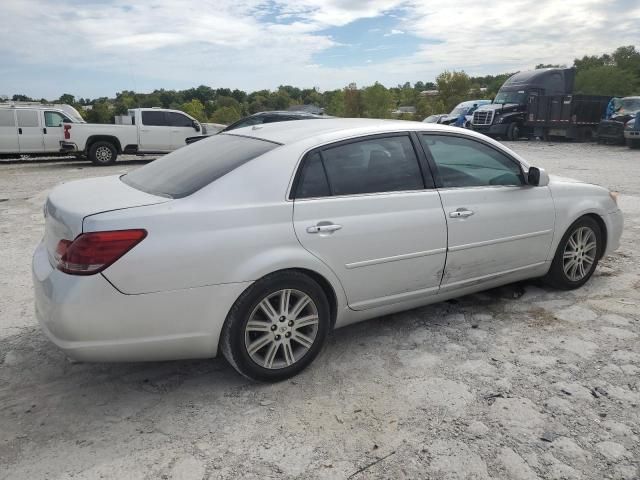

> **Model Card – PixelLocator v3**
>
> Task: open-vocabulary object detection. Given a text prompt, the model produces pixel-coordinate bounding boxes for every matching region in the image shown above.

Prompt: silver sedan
[33,119,623,381]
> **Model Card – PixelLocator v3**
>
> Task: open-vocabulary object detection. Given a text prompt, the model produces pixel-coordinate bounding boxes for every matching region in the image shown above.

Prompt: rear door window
[294,152,330,198]
[0,110,16,127]
[122,134,278,198]
[141,111,168,126]
[320,135,424,196]
[16,110,39,127]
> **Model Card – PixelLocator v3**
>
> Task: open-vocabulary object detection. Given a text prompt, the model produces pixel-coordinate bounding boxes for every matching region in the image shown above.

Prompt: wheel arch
[86,135,122,154]
[583,213,608,259]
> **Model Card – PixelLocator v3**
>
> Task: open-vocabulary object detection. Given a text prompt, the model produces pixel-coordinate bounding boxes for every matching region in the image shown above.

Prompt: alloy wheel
[562,226,597,281]
[244,289,319,369]
[95,146,112,163]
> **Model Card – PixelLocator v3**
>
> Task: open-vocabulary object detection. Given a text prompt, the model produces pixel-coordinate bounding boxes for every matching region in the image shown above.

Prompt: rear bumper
[624,130,640,140]
[32,241,250,362]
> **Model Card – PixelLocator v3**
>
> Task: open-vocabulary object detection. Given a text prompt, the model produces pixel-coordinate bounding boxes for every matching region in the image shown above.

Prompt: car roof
[223,118,514,150]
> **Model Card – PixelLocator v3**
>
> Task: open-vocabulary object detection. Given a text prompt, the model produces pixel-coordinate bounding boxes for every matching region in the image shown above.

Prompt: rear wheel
[544,216,602,290]
[89,141,117,166]
[220,271,330,382]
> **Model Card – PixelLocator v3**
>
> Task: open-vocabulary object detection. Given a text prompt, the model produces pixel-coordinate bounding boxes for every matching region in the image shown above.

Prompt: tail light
[55,229,147,275]
[63,124,71,139]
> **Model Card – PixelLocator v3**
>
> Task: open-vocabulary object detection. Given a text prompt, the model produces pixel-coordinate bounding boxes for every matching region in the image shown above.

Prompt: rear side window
[141,111,167,126]
[320,136,424,196]
[166,112,193,127]
[0,110,15,127]
[295,152,330,198]
[122,134,278,198]
[17,110,39,127]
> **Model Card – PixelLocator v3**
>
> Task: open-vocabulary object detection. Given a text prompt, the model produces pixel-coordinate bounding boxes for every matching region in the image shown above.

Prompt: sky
[0,0,638,99]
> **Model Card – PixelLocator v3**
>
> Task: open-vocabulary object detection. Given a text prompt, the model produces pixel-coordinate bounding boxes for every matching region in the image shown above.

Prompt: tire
[506,122,520,141]
[89,141,117,166]
[627,139,640,149]
[220,271,331,382]
[544,216,602,290]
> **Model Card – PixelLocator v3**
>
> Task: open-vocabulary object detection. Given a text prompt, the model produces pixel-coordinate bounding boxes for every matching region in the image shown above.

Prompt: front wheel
[220,271,330,382]
[506,122,520,141]
[544,216,602,290]
[89,141,117,166]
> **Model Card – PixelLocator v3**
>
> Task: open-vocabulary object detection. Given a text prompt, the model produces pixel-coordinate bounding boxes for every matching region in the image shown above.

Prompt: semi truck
[471,68,610,141]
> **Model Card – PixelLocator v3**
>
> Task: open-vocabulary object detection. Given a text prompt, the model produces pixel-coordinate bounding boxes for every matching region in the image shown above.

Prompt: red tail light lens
[56,229,147,275]
[63,124,71,139]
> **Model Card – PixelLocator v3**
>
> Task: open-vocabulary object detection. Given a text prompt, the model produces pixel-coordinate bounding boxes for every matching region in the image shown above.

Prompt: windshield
[449,105,468,116]
[494,91,527,105]
[619,98,640,112]
[122,134,278,198]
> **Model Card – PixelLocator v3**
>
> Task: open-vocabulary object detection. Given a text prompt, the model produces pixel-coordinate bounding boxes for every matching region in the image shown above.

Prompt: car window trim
[416,132,526,189]
[289,132,430,200]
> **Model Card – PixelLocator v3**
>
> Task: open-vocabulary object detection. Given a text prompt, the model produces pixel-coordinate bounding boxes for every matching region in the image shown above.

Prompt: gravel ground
[1,143,639,479]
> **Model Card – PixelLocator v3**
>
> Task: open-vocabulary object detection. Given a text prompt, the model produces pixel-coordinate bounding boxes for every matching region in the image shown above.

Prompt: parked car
[33,119,623,381]
[0,103,84,158]
[472,68,609,141]
[624,118,639,148]
[61,108,201,165]
[439,100,491,127]
[422,114,448,124]
[597,96,640,145]
[186,111,327,145]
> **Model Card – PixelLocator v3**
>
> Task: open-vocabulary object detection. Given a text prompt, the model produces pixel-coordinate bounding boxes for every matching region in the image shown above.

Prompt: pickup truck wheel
[89,141,117,166]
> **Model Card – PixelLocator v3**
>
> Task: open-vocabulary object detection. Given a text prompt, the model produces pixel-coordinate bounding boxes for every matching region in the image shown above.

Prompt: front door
[16,109,44,153]
[166,111,197,149]
[0,109,19,153]
[43,111,67,152]
[419,133,554,289]
[139,110,172,151]
[293,134,447,310]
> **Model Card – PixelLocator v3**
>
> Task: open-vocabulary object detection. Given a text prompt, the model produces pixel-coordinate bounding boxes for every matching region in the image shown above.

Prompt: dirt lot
[1,142,639,480]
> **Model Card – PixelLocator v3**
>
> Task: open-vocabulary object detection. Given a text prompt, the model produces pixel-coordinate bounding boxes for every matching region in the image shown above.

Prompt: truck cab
[471,68,574,140]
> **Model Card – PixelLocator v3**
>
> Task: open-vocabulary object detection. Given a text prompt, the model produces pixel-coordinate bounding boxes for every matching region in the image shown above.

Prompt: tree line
[6,45,639,125]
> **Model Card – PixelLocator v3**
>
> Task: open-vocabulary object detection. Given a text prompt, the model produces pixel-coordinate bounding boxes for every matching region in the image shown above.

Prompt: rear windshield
[121,134,278,198]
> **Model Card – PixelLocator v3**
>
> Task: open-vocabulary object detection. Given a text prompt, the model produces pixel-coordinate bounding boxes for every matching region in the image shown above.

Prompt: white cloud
[0,0,638,98]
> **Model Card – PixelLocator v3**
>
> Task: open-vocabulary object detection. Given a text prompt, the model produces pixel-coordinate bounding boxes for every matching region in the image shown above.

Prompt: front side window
[166,112,193,127]
[122,134,278,198]
[16,110,39,127]
[45,111,66,127]
[141,111,167,126]
[421,135,524,188]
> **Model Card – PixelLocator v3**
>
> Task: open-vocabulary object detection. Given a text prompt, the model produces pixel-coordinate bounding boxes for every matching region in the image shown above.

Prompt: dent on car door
[292,134,448,310]
[420,134,555,289]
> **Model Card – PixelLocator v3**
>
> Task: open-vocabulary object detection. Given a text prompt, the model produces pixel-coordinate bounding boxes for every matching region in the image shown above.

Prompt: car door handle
[307,223,342,234]
[18,128,22,134]
[449,208,474,218]
[43,127,47,134]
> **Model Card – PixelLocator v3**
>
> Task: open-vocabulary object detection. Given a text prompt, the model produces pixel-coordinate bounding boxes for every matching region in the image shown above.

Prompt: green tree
[58,93,76,105]
[575,66,638,96]
[611,45,640,76]
[210,106,240,124]
[180,99,207,122]
[362,82,393,118]
[325,90,345,117]
[11,94,33,102]
[343,83,362,117]
[415,96,446,120]
[84,101,112,123]
[436,70,472,111]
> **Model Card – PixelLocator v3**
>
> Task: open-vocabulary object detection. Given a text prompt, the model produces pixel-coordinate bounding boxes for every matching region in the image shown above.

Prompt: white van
[0,103,84,157]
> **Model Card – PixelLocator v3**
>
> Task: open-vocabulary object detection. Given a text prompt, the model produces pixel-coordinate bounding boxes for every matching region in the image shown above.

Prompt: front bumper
[624,130,640,140]
[32,241,250,362]
[471,123,509,136]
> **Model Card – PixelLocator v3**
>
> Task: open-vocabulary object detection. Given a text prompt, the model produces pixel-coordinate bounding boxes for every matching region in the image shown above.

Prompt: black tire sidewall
[222,272,330,382]
[90,141,117,166]
[547,216,602,290]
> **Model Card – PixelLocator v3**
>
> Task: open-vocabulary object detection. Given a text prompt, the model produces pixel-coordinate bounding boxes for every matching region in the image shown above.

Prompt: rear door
[166,111,197,149]
[16,109,45,153]
[419,133,554,289]
[139,110,172,151]
[0,109,19,153]
[292,133,447,310]
[42,111,67,152]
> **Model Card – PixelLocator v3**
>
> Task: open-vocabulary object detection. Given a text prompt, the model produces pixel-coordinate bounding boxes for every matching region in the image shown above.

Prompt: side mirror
[193,121,201,132]
[527,166,549,186]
